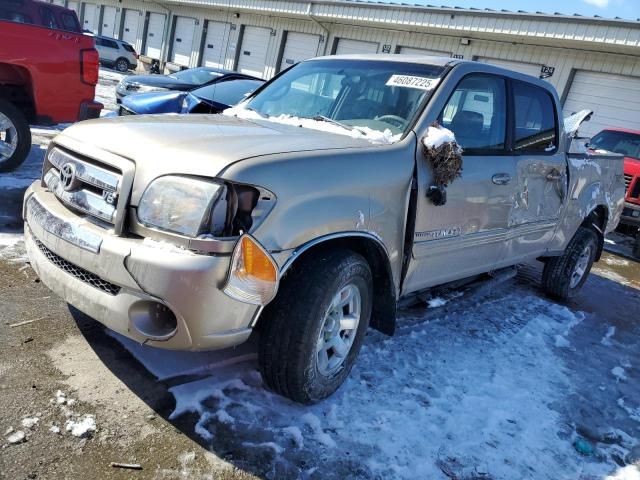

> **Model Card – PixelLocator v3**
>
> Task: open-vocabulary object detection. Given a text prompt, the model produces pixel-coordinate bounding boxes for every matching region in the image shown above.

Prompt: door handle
[546,169,562,181]
[492,173,511,185]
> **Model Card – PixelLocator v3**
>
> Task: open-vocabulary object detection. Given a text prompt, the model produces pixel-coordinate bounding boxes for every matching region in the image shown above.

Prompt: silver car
[24,55,624,403]
[94,35,137,72]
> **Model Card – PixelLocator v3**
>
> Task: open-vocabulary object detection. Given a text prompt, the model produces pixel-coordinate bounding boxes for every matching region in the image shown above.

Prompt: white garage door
[144,12,166,59]
[398,46,449,57]
[100,5,116,37]
[477,57,541,78]
[67,1,79,16]
[201,21,230,69]
[563,71,640,137]
[237,26,271,78]
[121,9,140,46]
[82,3,97,33]
[171,17,196,66]
[335,38,378,55]
[279,32,320,71]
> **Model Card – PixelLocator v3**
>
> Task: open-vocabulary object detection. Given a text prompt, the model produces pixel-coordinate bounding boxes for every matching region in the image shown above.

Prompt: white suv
[94,35,137,72]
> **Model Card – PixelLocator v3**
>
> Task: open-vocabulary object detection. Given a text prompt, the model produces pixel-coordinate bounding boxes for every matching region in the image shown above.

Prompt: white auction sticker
[386,75,440,91]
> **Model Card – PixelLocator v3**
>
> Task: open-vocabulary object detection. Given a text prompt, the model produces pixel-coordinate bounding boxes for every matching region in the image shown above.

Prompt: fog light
[223,234,279,305]
[129,301,177,341]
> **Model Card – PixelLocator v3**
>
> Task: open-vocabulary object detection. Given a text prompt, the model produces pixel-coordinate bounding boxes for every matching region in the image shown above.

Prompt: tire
[0,98,31,173]
[258,249,373,404]
[115,58,129,72]
[542,226,598,300]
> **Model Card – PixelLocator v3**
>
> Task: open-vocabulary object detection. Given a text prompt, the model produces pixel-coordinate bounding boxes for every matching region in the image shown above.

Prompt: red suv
[589,128,640,255]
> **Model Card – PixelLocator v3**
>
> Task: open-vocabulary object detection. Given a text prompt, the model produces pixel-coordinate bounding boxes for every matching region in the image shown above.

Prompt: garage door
[171,17,196,66]
[82,3,97,33]
[144,12,166,59]
[279,32,320,71]
[398,46,449,57]
[335,38,378,55]
[121,9,140,46]
[237,26,271,78]
[201,20,230,69]
[563,71,640,137]
[67,1,79,16]
[477,57,541,78]
[100,5,116,37]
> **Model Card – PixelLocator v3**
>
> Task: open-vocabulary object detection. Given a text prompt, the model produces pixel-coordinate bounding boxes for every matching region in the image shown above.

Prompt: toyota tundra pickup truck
[0,10,101,172]
[23,56,624,403]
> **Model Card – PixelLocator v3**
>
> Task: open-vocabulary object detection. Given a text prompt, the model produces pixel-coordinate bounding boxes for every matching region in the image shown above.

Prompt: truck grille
[625,174,633,192]
[43,147,123,227]
[34,238,121,295]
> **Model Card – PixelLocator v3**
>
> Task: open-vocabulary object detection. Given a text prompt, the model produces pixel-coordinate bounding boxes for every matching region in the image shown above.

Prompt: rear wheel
[258,249,372,404]
[542,226,598,300]
[0,98,31,173]
[115,58,130,72]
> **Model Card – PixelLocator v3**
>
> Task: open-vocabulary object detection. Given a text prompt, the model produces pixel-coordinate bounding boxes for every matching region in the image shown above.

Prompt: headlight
[136,85,169,93]
[137,176,226,237]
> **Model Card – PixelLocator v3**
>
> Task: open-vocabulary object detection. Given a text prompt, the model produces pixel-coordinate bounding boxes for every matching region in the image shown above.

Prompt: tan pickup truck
[24,55,624,403]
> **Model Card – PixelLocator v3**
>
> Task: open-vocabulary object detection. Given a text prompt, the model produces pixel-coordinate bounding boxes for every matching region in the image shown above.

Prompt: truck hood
[55,114,375,195]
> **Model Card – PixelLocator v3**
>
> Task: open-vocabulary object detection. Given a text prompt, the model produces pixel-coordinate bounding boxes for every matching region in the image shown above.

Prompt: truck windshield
[242,59,445,139]
[590,130,640,160]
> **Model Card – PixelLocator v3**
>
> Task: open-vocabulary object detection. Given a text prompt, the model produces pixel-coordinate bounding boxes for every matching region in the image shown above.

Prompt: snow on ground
[112,286,640,480]
[605,231,638,261]
[0,231,26,263]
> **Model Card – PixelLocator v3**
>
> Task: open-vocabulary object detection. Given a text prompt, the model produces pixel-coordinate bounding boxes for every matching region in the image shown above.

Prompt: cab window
[513,81,557,153]
[438,74,506,151]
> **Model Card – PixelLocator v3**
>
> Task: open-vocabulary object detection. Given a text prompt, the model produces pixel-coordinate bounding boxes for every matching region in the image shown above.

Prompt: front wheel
[115,58,130,72]
[258,249,372,404]
[0,98,31,173]
[542,226,598,300]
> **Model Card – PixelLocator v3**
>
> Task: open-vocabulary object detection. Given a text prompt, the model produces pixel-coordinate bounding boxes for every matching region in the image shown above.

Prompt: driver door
[402,73,517,293]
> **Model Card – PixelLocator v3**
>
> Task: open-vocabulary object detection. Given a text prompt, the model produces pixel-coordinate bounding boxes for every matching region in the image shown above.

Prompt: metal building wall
[77,0,640,107]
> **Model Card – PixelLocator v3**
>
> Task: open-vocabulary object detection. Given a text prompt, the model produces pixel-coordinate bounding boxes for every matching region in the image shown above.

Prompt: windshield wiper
[311,115,366,135]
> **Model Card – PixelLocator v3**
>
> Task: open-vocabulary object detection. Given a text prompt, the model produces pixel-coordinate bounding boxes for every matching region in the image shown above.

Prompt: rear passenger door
[505,81,566,262]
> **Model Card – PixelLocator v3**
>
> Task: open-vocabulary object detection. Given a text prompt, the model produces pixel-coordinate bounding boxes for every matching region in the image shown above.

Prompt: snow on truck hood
[56,114,375,178]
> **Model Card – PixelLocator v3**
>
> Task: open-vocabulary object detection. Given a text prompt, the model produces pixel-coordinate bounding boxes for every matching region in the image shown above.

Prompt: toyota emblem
[59,163,78,192]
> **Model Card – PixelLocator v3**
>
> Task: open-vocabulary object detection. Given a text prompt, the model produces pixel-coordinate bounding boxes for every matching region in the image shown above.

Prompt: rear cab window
[513,81,558,153]
[38,6,58,29]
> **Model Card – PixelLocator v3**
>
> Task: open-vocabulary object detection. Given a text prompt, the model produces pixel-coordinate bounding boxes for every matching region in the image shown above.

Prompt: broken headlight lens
[137,176,225,237]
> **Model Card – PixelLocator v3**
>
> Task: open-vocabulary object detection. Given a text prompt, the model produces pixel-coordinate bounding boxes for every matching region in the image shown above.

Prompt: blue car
[118,75,264,116]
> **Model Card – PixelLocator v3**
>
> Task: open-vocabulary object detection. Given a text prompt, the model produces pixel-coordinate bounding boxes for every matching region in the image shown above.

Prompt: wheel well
[273,236,397,336]
[0,63,35,122]
[582,205,607,261]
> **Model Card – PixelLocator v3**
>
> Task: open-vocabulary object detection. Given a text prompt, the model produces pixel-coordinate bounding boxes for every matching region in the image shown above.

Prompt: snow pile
[422,125,456,149]
[6,430,26,444]
[65,414,96,438]
[142,238,195,255]
[21,417,39,429]
[111,293,632,479]
[223,106,401,145]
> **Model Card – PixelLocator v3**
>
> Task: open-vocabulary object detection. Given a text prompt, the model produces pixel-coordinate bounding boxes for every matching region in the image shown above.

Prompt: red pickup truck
[0,2,102,172]
[589,128,640,256]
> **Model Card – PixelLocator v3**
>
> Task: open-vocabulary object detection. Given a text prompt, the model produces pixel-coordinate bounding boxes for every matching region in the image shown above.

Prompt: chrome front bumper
[24,182,258,351]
